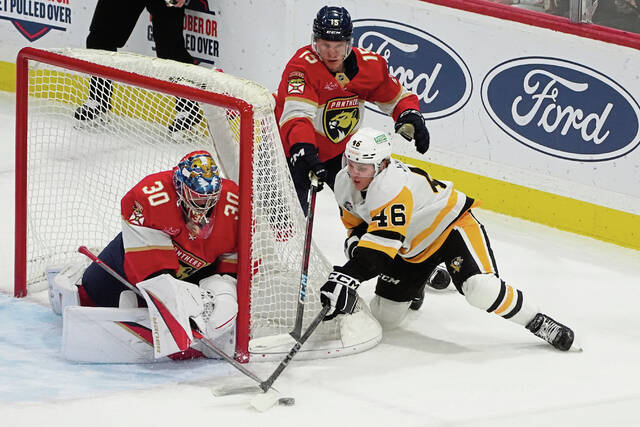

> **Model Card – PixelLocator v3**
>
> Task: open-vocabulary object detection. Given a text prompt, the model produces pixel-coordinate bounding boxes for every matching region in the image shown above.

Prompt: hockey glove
[395,109,430,154]
[289,143,329,189]
[320,267,360,321]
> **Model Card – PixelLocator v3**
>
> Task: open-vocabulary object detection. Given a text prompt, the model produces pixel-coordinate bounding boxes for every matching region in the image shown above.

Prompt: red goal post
[14,47,381,362]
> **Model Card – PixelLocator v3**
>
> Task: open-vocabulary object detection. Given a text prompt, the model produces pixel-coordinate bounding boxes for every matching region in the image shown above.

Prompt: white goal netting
[16,48,381,360]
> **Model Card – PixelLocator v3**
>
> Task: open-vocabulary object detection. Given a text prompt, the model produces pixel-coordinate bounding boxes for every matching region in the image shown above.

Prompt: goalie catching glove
[394,109,430,154]
[289,143,329,189]
[320,267,361,321]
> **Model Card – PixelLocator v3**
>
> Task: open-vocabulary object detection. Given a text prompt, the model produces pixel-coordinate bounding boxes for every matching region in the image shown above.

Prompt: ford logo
[482,57,640,161]
[353,19,472,120]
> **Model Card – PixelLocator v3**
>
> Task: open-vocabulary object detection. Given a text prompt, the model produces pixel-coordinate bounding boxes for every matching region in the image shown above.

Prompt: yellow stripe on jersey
[404,226,453,263]
[341,207,365,230]
[358,239,399,259]
[405,189,458,254]
[402,204,479,264]
[456,213,494,273]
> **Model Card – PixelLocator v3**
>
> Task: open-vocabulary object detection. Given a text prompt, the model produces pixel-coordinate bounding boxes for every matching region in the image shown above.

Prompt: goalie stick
[76,247,276,392]
[77,246,322,410]
[290,173,320,340]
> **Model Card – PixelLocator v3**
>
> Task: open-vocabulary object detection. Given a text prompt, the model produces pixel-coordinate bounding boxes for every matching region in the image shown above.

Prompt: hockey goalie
[47,150,241,363]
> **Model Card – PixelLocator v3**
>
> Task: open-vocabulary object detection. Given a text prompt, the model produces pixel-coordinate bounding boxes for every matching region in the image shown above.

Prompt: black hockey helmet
[312,6,352,41]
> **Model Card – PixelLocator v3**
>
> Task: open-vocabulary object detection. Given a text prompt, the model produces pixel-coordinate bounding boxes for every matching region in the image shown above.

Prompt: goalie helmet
[344,127,392,176]
[173,150,221,238]
[312,6,353,60]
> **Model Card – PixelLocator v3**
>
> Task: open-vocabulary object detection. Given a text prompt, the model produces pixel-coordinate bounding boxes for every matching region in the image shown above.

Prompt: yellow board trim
[394,154,640,251]
[0,61,16,92]
[1,61,211,134]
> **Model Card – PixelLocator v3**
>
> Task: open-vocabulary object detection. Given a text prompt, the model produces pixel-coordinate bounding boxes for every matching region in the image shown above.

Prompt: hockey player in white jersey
[320,127,578,351]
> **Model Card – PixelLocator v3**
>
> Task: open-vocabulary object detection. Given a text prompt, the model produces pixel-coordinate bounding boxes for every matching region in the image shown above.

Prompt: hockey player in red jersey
[319,127,579,352]
[275,6,431,213]
[78,150,240,308]
[45,151,241,361]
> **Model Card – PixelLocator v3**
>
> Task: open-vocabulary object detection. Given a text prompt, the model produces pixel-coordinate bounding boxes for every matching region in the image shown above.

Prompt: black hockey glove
[395,109,430,154]
[289,143,328,189]
[320,267,360,321]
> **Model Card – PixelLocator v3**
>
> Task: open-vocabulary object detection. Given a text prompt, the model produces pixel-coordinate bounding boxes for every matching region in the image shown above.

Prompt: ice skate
[526,313,579,351]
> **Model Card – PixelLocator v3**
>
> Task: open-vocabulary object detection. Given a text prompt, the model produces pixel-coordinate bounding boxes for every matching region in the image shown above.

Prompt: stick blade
[210,384,263,397]
[250,388,281,412]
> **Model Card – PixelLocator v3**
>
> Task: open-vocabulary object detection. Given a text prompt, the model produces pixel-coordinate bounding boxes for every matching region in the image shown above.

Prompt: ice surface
[1,91,639,426]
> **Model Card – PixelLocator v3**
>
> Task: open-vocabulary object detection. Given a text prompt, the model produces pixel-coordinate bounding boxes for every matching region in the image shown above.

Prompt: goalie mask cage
[14,47,381,362]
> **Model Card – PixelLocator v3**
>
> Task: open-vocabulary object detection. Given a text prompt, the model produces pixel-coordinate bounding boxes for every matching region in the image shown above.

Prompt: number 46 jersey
[120,170,240,286]
[334,159,476,265]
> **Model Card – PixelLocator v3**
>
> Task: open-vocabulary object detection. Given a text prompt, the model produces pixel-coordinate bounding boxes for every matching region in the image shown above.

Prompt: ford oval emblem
[481,57,640,161]
[353,19,472,120]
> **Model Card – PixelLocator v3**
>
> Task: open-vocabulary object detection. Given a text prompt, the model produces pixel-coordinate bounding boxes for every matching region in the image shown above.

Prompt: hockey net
[14,47,381,362]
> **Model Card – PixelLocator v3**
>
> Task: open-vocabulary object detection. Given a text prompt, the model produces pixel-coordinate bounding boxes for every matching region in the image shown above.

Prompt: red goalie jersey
[275,45,419,162]
[120,170,240,286]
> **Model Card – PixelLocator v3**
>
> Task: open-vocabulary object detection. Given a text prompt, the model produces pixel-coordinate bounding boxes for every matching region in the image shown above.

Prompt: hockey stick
[78,245,324,409]
[261,304,330,392]
[76,246,277,393]
[290,173,320,340]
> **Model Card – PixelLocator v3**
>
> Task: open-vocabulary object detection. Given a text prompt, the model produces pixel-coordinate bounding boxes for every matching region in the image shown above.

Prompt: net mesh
[20,48,380,350]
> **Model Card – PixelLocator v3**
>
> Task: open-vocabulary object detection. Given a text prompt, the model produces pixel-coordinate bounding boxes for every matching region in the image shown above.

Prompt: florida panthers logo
[323,96,360,143]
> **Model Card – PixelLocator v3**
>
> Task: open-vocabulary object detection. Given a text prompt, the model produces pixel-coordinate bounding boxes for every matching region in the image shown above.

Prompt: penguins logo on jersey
[450,256,463,273]
[324,96,360,143]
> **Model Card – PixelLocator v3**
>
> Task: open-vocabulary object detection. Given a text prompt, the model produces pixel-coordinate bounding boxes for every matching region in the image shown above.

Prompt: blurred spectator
[592,0,640,33]
[544,0,570,17]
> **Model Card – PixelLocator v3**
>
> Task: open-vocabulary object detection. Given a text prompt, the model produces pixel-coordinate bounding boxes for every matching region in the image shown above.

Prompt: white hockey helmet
[344,127,392,175]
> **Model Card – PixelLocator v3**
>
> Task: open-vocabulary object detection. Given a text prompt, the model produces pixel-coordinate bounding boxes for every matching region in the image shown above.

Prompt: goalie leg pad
[462,274,538,326]
[370,295,411,330]
[63,306,158,363]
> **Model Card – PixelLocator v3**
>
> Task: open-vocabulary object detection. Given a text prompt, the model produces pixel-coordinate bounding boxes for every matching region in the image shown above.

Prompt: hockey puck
[278,397,296,406]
